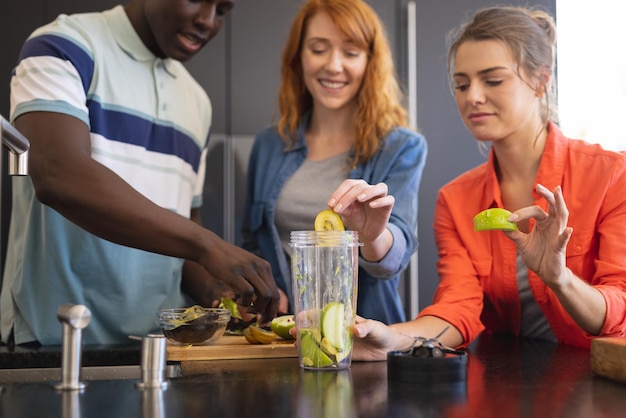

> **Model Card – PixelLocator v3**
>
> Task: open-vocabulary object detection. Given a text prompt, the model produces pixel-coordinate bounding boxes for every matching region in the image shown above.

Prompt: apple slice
[270,315,295,340]
[300,329,334,368]
[321,302,347,351]
[473,208,518,231]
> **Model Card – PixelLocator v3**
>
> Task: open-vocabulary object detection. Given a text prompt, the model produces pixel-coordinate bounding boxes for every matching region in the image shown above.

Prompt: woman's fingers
[368,194,395,209]
[329,180,388,213]
[508,205,548,223]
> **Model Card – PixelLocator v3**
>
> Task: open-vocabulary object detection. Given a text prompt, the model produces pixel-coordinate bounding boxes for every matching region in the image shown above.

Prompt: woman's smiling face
[453,39,544,144]
[300,11,368,113]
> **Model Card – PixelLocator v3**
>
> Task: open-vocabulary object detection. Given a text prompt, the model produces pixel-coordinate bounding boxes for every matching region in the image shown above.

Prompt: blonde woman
[352,6,626,360]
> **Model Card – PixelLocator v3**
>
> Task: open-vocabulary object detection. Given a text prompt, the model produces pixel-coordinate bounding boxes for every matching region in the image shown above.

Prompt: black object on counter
[387,326,468,384]
[387,350,468,383]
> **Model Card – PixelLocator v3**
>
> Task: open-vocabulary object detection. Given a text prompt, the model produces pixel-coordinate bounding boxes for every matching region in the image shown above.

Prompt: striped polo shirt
[1,6,211,345]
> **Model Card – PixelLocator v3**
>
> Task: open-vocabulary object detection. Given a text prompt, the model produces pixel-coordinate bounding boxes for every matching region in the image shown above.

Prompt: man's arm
[17,111,279,322]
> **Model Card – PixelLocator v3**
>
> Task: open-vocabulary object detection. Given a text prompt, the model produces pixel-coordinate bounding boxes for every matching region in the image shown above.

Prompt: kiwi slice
[314,209,345,231]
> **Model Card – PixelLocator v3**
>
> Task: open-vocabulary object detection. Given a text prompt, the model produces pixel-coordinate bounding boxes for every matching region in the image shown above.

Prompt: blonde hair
[447,6,558,127]
[277,0,408,167]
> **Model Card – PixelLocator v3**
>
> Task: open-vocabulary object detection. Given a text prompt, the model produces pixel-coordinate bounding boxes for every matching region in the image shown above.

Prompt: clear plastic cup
[290,230,360,370]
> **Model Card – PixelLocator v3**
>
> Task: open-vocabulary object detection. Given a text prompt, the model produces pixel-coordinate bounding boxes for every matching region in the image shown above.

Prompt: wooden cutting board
[591,337,626,384]
[166,334,297,361]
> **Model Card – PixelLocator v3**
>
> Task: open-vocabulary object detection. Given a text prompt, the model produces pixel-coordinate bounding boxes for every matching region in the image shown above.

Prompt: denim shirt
[241,118,428,324]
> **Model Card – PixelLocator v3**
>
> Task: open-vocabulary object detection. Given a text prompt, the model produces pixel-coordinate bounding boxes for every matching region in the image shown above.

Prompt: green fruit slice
[320,337,339,357]
[219,297,242,320]
[270,315,295,340]
[473,208,518,231]
[329,337,353,363]
[300,329,334,368]
[321,302,347,351]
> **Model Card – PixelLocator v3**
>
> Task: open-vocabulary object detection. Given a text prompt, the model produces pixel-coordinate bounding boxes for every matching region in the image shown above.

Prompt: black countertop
[2,335,626,418]
[0,342,142,369]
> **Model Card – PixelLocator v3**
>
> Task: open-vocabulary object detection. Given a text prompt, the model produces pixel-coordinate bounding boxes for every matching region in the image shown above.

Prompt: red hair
[277,0,409,167]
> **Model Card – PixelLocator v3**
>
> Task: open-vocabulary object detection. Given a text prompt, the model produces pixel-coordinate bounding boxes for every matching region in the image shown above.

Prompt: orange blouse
[418,123,626,348]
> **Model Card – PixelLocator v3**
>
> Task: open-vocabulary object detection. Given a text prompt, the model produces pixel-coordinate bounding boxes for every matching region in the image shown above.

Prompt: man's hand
[198,237,279,325]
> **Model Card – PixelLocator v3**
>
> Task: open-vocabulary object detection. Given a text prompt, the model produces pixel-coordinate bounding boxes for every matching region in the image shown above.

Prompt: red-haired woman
[241,0,427,324]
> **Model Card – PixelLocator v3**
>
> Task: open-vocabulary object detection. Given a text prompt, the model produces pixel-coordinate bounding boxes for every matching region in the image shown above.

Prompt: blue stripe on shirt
[87,100,202,172]
[19,34,202,172]
[19,34,94,93]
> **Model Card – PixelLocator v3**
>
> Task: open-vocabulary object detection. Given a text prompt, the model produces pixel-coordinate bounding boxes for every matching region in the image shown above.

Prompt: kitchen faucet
[1,114,29,176]
[55,304,91,391]
[0,114,29,302]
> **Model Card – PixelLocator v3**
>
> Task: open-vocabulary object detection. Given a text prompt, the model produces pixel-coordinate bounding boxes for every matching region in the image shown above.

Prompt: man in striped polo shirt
[1,0,278,346]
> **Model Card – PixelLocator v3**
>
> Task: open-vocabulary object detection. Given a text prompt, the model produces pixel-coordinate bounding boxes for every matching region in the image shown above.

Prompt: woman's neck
[305,106,356,160]
[493,124,548,184]
[493,123,549,219]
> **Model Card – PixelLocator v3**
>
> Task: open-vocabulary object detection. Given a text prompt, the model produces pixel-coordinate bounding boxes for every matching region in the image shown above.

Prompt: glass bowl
[158,307,230,345]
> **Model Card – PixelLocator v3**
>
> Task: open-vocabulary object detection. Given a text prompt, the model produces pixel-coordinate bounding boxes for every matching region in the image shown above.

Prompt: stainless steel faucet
[0,115,29,176]
[55,304,92,391]
[0,114,30,278]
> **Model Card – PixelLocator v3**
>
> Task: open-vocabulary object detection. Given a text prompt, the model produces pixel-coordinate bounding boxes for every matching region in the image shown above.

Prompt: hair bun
[530,10,557,47]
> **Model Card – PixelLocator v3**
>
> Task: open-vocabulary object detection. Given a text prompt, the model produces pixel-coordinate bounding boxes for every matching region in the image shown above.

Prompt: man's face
[143,0,235,62]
